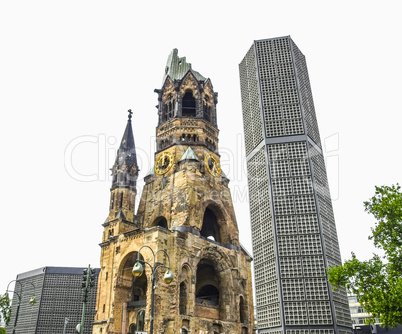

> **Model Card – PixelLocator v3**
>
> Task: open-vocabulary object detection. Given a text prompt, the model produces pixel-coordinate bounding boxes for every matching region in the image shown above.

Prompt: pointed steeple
[111,110,139,190]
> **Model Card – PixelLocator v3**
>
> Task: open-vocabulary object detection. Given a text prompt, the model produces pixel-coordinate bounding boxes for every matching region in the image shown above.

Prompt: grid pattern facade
[239,36,352,333]
[6,274,44,334]
[6,267,99,334]
[255,38,304,139]
[239,45,265,156]
[246,146,281,328]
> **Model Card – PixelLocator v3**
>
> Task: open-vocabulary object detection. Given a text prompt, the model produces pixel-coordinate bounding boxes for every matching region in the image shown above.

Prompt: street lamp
[4,280,37,334]
[132,245,174,334]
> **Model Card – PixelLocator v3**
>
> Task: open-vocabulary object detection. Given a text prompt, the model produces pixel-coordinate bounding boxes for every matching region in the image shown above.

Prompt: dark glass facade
[6,267,99,334]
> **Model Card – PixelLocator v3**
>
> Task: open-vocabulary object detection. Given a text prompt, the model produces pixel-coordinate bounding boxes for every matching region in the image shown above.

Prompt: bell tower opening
[201,207,221,243]
[182,91,196,117]
[152,216,168,229]
[196,262,220,306]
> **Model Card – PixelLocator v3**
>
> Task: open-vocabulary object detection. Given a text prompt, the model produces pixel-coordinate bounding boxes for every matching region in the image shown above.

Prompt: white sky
[1,1,401,299]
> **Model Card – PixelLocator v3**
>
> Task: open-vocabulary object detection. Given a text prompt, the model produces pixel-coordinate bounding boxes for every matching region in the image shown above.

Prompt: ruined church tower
[93,49,254,334]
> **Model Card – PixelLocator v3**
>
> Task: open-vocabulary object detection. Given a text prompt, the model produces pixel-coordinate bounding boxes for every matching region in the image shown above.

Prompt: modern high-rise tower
[239,36,352,334]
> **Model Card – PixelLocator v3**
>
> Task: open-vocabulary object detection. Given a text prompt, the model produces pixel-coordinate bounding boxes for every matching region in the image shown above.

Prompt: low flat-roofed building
[6,266,99,334]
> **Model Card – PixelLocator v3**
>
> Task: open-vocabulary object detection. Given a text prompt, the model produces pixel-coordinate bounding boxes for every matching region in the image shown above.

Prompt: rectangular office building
[6,266,99,334]
[239,36,352,334]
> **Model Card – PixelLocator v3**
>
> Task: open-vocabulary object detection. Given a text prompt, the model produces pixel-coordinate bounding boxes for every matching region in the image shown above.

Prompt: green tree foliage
[0,327,6,334]
[0,292,11,327]
[328,184,402,327]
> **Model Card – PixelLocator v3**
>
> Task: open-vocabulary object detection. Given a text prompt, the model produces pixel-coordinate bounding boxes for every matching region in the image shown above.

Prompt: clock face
[205,153,221,177]
[155,152,174,175]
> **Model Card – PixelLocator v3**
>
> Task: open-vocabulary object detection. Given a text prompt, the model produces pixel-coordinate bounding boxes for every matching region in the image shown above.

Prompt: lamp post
[132,245,174,334]
[4,280,37,334]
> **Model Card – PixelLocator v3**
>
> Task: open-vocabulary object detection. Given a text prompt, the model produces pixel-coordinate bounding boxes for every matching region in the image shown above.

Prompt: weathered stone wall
[94,70,254,334]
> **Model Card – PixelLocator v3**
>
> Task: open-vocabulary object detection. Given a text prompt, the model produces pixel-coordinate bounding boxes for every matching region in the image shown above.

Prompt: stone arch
[179,263,192,315]
[179,281,188,315]
[152,216,168,229]
[195,245,233,273]
[118,251,147,303]
[195,259,220,306]
[182,89,196,117]
[178,72,201,117]
[136,309,145,331]
[194,246,234,320]
[200,201,229,244]
[146,210,170,229]
[239,295,246,323]
[128,323,136,334]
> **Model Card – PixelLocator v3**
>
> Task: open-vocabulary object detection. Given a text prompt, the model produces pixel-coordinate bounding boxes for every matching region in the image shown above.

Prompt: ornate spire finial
[128,109,132,120]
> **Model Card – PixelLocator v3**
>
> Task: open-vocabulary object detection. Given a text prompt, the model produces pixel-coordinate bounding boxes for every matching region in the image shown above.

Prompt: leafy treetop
[328,184,402,328]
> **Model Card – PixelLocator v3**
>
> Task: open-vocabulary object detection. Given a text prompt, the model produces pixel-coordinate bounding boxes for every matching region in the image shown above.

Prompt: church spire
[111,110,139,190]
[107,110,139,224]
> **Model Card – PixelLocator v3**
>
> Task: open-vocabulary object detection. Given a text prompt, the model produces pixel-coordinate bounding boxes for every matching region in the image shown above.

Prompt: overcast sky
[1,1,401,301]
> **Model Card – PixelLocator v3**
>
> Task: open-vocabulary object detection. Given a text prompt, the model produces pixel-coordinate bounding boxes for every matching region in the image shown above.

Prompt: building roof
[116,110,137,166]
[111,110,138,189]
[162,48,206,85]
[180,146,199,161]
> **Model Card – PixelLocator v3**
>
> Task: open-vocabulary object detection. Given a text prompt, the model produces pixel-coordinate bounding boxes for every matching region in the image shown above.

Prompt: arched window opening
[182,91,196,117]
[120,252,147,303]
[162,104,167,122]
[132,272,147,302]
[197,285,219,305]
[136,310,145,331]
[128,324,136,334]
[212,324,223,333]
[241,327,249,334]
[204,104,211,122]
[182,330,188,334]
[240,296,246,323]
[153,217,168,229]
[181,134,186,142]
[196,262,220,306]
[110,193,114,210]
[119,192,124,208]
[201,208,221,243]
[168,102,173,119]
[179,282,187,315]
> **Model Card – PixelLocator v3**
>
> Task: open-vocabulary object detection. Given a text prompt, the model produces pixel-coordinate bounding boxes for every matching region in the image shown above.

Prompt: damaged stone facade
[93,49,254,334]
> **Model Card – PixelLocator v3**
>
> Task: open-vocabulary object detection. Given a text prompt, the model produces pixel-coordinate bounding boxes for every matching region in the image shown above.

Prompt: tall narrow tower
[239,36,352,334]
[94,49,254,334]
